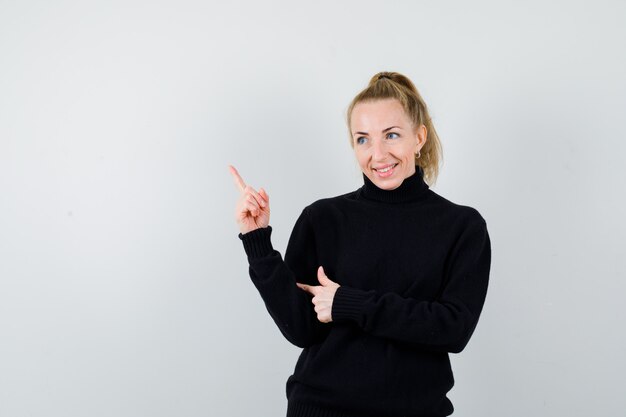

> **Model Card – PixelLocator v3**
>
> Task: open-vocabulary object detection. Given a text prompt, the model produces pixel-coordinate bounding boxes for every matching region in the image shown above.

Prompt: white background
[1,1,625,416]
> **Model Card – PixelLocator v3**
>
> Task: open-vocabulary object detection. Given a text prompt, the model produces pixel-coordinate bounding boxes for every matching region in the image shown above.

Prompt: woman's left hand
[296,266,340,323]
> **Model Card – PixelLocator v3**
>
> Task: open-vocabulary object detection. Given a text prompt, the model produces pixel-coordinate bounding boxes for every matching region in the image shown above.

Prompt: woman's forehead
[351,99,409,128]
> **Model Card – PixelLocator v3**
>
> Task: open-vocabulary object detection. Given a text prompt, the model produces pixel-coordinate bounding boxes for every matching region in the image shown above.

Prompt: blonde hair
[346,71,443,186]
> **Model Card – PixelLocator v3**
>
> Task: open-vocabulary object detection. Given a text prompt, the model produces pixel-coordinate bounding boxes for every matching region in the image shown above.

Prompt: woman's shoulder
[304,190,360,210]
[295,190,360,224]
[427,190,488,225]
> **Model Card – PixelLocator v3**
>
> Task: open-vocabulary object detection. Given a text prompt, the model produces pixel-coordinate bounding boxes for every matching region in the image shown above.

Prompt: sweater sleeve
[331,217,491,353]
[238,207,330,348]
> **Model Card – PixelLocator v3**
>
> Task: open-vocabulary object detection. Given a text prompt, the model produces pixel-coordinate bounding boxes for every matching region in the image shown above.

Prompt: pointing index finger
[228,165,246,193]
[297,283,319,297]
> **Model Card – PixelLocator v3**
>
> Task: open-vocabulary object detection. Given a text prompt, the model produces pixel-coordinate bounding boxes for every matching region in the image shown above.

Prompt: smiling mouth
[373,163,398,173]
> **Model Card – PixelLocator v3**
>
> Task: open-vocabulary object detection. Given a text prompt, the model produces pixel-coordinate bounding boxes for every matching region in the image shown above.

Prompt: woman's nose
[371,138,388,159]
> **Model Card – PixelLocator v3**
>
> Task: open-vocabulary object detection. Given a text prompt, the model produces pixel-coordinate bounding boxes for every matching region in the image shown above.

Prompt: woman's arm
[239,207,331,348]
[330,218,492,353]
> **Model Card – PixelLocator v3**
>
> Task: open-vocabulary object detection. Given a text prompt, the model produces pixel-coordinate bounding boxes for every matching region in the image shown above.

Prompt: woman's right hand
[228,164,270,235]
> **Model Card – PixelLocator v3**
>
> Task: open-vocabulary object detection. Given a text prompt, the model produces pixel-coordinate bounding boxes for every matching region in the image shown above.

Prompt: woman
[229,71,491,417]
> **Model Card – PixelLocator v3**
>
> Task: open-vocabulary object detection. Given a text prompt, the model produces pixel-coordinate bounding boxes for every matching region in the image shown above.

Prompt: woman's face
[351,98,426,190]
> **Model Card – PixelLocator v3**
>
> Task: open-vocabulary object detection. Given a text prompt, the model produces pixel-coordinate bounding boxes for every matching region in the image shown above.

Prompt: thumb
[317,266,335,286]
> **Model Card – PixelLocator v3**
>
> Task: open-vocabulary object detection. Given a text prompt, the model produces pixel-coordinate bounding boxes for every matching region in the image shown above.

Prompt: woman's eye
[356,137,367,145]
[387,132,399,139]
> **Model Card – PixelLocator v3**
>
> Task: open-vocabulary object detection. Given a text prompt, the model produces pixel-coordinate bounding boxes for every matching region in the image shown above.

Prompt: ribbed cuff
[238,226,274,260]
[331,286,372,324]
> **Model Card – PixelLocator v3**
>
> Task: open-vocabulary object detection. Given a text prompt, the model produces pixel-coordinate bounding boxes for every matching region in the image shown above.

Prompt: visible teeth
[377,164,396,173]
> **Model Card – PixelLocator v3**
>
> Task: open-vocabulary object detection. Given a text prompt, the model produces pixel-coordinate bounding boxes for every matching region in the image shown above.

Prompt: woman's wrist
[238,225,274,259]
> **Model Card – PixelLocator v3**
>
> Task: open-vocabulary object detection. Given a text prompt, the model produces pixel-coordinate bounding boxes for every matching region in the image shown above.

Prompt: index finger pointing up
[228,165,246,193]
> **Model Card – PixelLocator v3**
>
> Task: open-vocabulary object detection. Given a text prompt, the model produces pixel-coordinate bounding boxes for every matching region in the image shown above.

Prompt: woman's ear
[415,124,427,152]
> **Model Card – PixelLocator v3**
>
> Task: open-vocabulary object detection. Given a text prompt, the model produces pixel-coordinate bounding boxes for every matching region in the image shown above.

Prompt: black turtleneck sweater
[238,165,491,417]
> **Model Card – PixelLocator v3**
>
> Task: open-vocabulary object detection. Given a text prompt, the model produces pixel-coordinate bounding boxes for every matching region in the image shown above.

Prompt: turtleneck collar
[359,164,430,204]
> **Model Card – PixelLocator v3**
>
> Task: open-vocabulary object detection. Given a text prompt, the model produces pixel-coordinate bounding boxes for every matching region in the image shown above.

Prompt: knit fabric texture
[238,165,491,417]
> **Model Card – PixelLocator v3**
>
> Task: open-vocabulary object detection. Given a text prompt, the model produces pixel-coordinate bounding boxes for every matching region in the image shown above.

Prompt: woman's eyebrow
[383,126,402,132]
[352,126,402,136]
